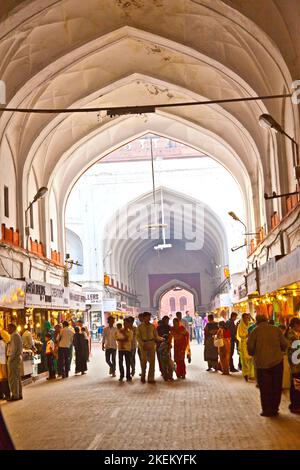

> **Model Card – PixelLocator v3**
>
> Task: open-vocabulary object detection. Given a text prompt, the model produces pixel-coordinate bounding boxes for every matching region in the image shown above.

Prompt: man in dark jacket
[248,314,288,417]
[226,312,238,372]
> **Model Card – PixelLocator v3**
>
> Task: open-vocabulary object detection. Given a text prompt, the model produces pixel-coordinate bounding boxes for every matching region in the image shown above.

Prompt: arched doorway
[152,278,199,317]
[160,286,195,319]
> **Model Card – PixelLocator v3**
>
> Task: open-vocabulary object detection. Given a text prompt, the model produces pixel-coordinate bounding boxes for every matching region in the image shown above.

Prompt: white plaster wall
[49,188,58,250]
[27,169,40,242]
[0,143,16,229]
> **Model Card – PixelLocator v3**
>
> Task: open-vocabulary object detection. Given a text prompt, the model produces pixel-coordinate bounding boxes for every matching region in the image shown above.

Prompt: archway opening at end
[160,286,195,319]
[65,132,246,323]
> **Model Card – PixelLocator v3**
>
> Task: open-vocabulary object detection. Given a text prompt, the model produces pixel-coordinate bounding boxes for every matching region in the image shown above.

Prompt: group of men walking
[102,313,159,383]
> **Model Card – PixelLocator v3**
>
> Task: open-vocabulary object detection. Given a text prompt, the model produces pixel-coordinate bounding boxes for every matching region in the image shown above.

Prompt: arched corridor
[1,0,300,454]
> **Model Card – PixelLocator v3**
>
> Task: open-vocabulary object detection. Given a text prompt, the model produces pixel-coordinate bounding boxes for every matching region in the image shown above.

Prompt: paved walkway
[2,343,300,450]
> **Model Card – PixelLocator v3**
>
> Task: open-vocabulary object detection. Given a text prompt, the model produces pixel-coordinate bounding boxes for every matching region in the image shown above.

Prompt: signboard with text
[25,279,52,308]
[259,247,300,295]
[85,292,102,305]
[69,290,86,310]
[51,285,70,309]
[246,270,258,295]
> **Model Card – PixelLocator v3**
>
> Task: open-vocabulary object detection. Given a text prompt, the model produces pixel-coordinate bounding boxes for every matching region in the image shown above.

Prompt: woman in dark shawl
[204,314,219,371]
[73,327,87,375]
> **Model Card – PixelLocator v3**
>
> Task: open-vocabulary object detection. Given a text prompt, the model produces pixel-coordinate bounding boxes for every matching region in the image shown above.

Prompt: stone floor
[2,342,300,450]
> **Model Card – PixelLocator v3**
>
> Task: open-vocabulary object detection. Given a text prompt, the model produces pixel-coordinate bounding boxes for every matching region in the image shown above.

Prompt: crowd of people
[101,309,300,417]
[1,309,300,419]
[203,312,300,417]
[102,311,192,383]
[0,319,91,402]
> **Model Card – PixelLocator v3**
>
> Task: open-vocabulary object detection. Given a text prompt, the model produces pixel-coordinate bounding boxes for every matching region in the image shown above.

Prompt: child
[45,333,56,380]
[157,335,174,381]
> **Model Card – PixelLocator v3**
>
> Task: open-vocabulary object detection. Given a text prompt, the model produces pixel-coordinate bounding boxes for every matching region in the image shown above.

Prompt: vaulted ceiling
[0,0,298,254]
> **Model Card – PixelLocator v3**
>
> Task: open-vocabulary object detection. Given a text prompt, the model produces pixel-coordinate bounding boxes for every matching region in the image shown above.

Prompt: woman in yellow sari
[237,313,255,381]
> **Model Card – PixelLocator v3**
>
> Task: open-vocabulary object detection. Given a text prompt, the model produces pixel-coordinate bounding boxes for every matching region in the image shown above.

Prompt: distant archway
[65,228,84,275]
[160,287,195,318]
[153,278,199,313]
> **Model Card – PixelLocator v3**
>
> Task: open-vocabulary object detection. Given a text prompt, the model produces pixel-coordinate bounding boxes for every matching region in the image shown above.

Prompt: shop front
[211,293,232,320]
[103,298,118,324]
[246,247,300,324]
[0,276,26,331]
[85,291,103,339]
[25,279,53,373]
[69,289,86,323]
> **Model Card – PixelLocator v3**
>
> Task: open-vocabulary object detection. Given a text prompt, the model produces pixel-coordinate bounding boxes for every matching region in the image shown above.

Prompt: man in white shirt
[102,316,117,377]
[116,317,133,382]
[58,321,74,378]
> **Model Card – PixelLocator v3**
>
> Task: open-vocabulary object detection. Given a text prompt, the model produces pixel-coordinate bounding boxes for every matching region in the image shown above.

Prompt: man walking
[226,312,238,372]
[248,314,288,417]
[58,321,74,379]
[116,318,133,382]
[194,313,203,345]
[127,316,137,377]
[6,324,23,401]
[102,316,117,377]
[136,312,161,383]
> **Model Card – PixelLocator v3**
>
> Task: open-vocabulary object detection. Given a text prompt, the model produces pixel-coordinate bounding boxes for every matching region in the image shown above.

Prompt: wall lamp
[264,189,299,200]
[25,187,48,246]
[228,211,246,230]
[25,186,48,278]
[259,113,299,171]
[228,211,259,237]
[231,242,247,252]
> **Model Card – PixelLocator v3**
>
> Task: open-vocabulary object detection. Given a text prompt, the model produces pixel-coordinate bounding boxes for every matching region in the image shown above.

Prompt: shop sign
[0,276,26,309]
[238,285,247,299]
[103,298,117,312]
[212,293,232,309]
[69,290,86,310]
[259,247,300,295]
[85,292,102,305]
[25,279,52,308]
[246,270,258,295]
[51,285,70,309]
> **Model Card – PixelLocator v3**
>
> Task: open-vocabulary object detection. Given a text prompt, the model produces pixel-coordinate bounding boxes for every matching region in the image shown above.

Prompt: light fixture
[231,242,247,252]
[228,211,247,230]
[25,186,49,280]
[32,186,48,202]
[154,243,172,250]
[259,113,299,168]
[259,114,283,133]
[145,223,168,230]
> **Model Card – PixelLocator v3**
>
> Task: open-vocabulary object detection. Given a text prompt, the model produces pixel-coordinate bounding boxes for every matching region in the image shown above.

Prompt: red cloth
[175,359,186,377]
[223,329,231,339]
[170,325,189,378]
